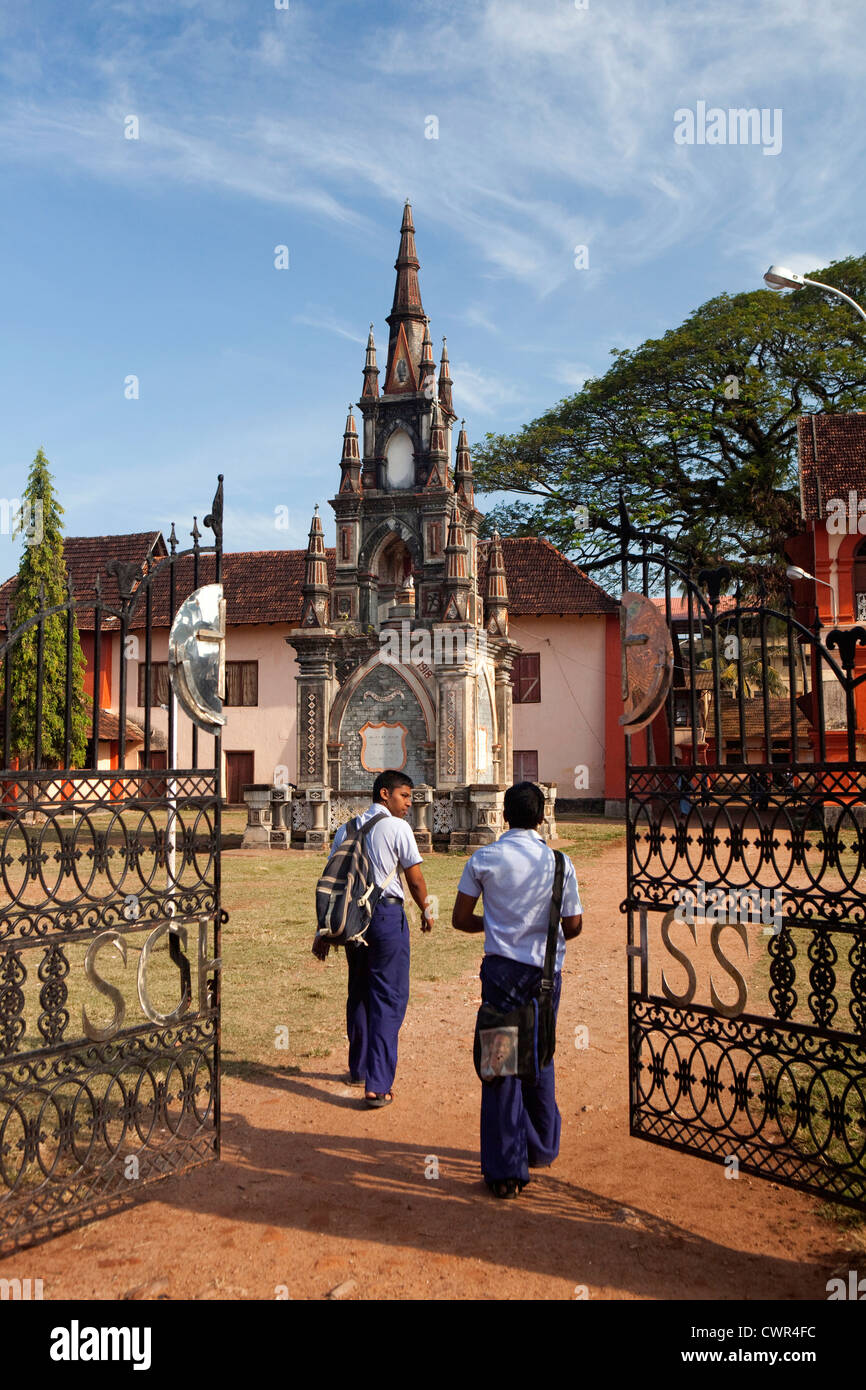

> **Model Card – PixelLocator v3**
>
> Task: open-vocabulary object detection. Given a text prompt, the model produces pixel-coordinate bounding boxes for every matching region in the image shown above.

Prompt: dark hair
[372,770,414,802]
[504,781,544,829]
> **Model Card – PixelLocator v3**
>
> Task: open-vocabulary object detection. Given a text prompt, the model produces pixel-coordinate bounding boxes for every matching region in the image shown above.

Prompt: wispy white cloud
[0,0,861,302]
[292,314,366,347]
[450,361,524,417]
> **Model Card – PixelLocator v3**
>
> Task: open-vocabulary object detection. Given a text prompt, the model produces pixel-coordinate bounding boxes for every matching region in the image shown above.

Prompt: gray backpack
[313,813,398,948]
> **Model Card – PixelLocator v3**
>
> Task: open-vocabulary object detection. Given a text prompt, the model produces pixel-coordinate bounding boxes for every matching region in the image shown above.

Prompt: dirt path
[0,840,854,1301]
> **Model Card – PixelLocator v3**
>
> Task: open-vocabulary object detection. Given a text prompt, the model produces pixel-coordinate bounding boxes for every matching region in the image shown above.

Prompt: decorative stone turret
[298,506,330,628]
[485,528,509,637]
[418,317,436,400]
[338,408,361,495]
[438,337,454,418]
[426,397,448,489]
[442,501,471,622]
[454,421,475,507]
[361,324,379,401]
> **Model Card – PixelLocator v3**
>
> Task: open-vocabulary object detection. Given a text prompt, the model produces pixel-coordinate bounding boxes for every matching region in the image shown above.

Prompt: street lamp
[764,265,866,326]
[786,564,839,626]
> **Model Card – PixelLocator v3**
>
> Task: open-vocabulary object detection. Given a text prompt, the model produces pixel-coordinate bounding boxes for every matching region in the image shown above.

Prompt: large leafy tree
[8,450,88,767]
[475,256,866,572]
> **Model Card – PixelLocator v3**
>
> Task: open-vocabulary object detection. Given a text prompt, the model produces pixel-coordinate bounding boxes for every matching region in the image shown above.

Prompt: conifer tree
[9,450,87,767]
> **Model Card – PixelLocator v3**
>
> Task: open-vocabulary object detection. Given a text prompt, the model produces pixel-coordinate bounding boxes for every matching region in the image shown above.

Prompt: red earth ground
[0,838,858,1300]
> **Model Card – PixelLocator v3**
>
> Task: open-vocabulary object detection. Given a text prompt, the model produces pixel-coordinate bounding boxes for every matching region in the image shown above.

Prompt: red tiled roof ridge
[63,530,164,545]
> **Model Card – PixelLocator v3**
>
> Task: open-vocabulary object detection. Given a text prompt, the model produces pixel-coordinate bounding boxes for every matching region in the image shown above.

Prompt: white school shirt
[329,803,422,903]
[456,828,582,971]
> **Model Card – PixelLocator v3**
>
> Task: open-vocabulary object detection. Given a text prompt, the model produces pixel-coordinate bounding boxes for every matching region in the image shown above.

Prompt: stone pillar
[449,785,470,852]
[434,625,478,791]
[241,785,273,848]
[288,633,336,793]
[269,785,290,848]
[412,784,433,853]
[304,786,331,852]
[540,782,558,842]
[469,785,504,846]
[493,641,520,790]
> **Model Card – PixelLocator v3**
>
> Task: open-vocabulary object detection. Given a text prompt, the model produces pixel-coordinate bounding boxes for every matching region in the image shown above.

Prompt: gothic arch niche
[331,657,435,791]
[360,521,423,628]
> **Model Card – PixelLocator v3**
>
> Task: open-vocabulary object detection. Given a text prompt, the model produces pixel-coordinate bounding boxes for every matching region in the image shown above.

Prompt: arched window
[384,431,415,490]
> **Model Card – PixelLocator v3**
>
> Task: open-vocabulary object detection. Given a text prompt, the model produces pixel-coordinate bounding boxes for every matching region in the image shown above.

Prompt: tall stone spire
[361,324,379,400]
[385,201,426,388]
[484,529,509,636]
[338,407,361,494]
[438,337,454,418]
[298,504,330,628]
[454,421,475,506]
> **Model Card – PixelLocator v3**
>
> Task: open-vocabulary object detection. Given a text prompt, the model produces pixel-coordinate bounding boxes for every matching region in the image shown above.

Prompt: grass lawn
[219,816,626,1075]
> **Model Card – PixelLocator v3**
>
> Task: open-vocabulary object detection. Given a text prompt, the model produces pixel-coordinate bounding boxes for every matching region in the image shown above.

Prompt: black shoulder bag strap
[539,850,565,996]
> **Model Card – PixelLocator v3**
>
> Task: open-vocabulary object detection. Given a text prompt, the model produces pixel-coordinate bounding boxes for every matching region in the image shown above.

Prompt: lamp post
[764,265,866,326]
[786,564,839,627]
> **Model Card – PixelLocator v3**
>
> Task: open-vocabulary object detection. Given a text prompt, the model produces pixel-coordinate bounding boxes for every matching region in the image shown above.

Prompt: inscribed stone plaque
[359,721,408,772]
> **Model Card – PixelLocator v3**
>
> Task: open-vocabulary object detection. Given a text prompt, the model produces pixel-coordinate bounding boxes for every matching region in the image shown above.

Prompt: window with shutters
[512,652,541,703]
[224,661,259,707]
[137,662,170,707]
[513,750,539,782]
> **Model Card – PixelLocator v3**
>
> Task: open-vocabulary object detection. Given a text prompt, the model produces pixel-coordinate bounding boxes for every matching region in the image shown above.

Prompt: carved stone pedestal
[468,785,504,846]
[304,786,331,852]
[241,785,273,848]
[412,784,433,852]
[448,786,471,852]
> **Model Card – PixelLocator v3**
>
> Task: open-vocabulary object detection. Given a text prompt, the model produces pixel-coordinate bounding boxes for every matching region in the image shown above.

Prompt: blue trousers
[346,899,410,1094]
[479,953,562,1184]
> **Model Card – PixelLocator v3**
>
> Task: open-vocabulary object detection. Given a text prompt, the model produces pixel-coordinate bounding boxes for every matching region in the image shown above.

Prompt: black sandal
[490,1178,520,1199]
[364,1091,393,1108]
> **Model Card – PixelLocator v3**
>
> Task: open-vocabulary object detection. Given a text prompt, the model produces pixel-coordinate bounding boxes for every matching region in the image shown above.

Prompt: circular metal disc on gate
[168,582,227,733]
[619,591,674,733]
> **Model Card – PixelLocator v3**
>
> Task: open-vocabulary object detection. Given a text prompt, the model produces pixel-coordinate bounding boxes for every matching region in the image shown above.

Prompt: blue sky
[0,0,863,573]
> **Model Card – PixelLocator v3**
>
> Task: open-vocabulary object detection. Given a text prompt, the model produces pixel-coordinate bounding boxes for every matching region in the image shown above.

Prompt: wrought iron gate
[592,511,866,1211]
[0,481,225,1247]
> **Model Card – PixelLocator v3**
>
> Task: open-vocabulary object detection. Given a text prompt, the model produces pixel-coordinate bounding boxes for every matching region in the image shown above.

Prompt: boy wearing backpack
[313,770,431,1108]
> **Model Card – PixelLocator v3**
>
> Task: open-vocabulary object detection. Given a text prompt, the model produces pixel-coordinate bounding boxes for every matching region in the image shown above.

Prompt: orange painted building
[786,412,866,764]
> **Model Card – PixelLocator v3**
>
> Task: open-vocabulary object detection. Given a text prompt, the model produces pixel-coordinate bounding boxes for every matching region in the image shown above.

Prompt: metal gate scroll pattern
[0,479,225,1247]
[589,508,866,1211]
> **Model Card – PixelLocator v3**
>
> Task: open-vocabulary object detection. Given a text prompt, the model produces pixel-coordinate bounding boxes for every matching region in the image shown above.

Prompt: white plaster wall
[129,623,298,786]
[509,615,606,797]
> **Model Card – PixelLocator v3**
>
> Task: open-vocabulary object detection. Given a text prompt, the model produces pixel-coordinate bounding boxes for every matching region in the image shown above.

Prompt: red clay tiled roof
[138,537,615,625]
[706,695,811,741]
[83,696,167,749]
[2,532,616,630]
[650,595,737,618]
[798,413,866,520]
[0,532,166,629]
[478,537,618,616]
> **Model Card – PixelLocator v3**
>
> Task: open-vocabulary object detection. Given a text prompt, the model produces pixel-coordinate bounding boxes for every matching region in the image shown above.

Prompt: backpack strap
[358,810,389,837]
[353,811,399,910]
[539,851,565,994]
